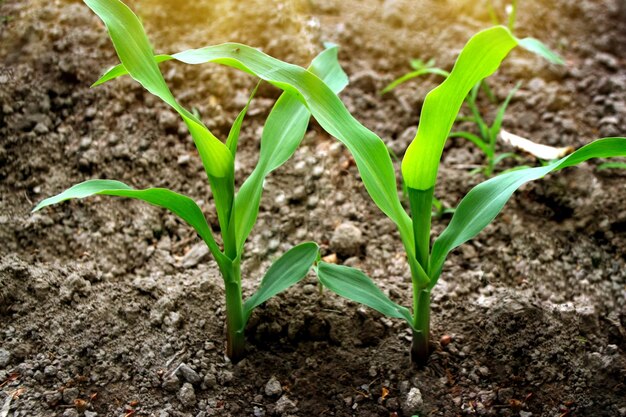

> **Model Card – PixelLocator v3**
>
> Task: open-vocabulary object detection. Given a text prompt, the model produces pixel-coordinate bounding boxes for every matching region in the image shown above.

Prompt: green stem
[410,288,431,366]
[222,260,246,362]
[408,187,434,366]
[408,187,434,270]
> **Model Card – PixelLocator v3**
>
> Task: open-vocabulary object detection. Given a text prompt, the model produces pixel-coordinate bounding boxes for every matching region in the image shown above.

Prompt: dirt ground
[1,0,625,416]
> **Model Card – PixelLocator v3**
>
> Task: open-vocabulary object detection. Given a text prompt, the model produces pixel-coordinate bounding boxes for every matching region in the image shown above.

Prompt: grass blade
[381,68,449,94]
[518,37,564,65]
[429,137,626,283]
[226,81,260,155]
[33,179,228,266]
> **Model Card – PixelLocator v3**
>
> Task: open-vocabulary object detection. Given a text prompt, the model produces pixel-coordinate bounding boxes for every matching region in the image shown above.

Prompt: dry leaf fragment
[500,129,574,160]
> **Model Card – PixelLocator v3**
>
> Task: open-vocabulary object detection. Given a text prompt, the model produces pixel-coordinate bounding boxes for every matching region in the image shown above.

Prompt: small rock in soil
[402,387,423,415]
[162,374,181,392]
[264,376,283,397]
[330,222,363,257]
[0,348,11,367]
[182,243,210,269]
[178,382,197,408]
[175,363,201,384]
[274,395,297,415]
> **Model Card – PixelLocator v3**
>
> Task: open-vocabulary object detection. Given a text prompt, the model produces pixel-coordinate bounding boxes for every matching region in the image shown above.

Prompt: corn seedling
[316,27,626,365]
[33,0,348,362]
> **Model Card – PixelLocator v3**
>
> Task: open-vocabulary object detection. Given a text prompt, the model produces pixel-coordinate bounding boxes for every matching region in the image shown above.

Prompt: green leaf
[226,81,260,155]
[32,179,228,266]
[402,26,519,190]
[243,242,319,321]
[429,137,626,284]
[518,37,564,65]
[234,45,348,254]
[597,161,626,171]
[449,131,490,156]
[84,0,233,182]
[316,262,413,326]
[489,81,521,142]
[84,0,423,279]
[381,67,449,94]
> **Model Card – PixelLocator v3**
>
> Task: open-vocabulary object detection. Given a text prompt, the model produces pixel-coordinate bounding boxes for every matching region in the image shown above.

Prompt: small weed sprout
[33,0,348,362]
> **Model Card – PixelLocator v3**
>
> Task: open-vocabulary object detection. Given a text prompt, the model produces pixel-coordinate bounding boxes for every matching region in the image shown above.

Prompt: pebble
[177,154,191,166]
[162,374,181,392]
[84,412,98,417]
[178,382,197,408]
[265,376,283,397]
[0,348,11,367]
[274,395,297,414]
[62,387,79,403]
[402,387,423,415]
[175,363,201,384]
[62,409,79,417]
[182,243,210,269]
[330,222,363,257]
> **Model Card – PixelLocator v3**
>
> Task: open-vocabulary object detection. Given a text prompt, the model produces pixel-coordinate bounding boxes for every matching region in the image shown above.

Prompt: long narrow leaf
[84,0,233,180]
[33,180,228,266]
[429,137,626,284]
[316,262,413,326]
[226,81,260,155]
[243,242,319,321]
[234,45,348,253]
[381,68,449,94]
[518,37,564,65]
[489,81,521,142]
[87,29,417,264]
[449,131,490,155]
[402,26,519,190]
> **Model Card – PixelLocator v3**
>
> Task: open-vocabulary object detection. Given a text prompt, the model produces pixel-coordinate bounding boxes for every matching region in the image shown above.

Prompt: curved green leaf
[402,26,519,190]
[32,179,228,266]
[243,242,319,321]
[381,67,449,94]
[429,137,626,285]
[84,0,233,180]
[88,32,416,264]
[226,81,260,155]
[518,37,564,65]
[317,262,413,326]
[234,45,348,253]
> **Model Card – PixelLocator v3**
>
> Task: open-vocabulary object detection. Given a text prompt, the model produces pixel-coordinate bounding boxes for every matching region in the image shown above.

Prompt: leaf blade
[243,242,319,321]
[33,179,228,265]
[402,26,519,190]
[316,262,413,326]
[430,137,626,284]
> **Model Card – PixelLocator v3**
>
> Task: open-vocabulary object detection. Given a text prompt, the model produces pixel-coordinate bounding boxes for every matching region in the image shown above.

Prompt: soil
[1,0,625,416]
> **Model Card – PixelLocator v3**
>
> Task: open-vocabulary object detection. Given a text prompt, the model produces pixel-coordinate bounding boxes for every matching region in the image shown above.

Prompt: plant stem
[410,288,431,366]
[222,260,246,362]
[408,187,434,366]
[408,187,434,270]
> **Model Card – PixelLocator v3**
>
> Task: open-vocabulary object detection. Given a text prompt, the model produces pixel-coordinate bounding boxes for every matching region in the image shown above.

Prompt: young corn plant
[33,0,348,362]
[315,28,626,365]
